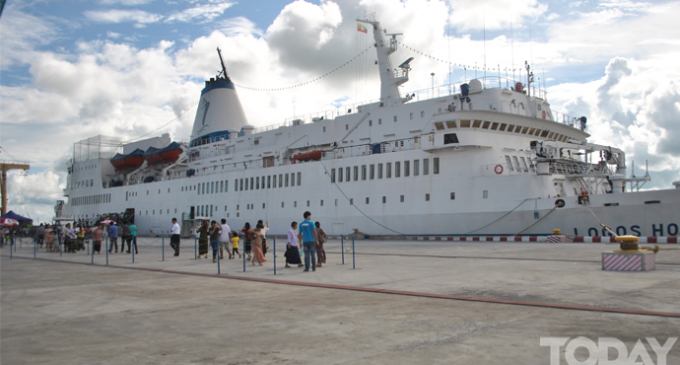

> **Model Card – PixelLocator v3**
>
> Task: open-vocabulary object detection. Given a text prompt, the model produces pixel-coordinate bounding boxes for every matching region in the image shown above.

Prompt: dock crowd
[13,211,329,273]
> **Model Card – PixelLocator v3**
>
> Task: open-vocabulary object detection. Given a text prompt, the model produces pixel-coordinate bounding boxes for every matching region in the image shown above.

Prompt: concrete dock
[2,237,679,364]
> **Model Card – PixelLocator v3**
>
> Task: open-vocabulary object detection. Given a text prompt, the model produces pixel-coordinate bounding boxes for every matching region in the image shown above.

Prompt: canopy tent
[0,211,33,222]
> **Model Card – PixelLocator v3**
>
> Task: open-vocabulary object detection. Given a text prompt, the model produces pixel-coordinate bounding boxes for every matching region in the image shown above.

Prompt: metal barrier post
[243,242,246,272]
[132,237,135,263]
[59,236,62,257]
[91,241,94,264]
[106,237,109,266]
[217,244,221,275]
[194,236,198,259]
[352,237,355,269]
[162,237,165,261]
[87,240,90,255]
[34,240,36,259]
[341,236,345,264]
[9,237,12,259]
[273,237,277,275]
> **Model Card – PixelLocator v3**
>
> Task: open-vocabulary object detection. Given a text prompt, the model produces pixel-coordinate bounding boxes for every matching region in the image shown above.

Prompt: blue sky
[1,0,680,221]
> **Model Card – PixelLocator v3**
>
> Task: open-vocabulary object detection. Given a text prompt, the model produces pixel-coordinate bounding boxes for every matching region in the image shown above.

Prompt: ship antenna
[216,47,230,81]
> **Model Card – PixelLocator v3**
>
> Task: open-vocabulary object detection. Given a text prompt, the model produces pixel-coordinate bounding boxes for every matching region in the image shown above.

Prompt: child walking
[230,231,241,259]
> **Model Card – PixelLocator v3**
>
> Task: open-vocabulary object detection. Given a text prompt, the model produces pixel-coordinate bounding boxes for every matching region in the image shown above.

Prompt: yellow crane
[0,161,30,216]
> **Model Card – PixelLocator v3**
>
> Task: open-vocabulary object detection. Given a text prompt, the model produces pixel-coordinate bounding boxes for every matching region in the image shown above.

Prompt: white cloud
[166,1,235,23]
[107,31,122,38]
[447,0,548,30]
[0,4,56,69]
[84,9,163,24]
[100,0,156,5]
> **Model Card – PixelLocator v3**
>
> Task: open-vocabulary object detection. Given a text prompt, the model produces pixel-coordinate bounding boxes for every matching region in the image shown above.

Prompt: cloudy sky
[1,0,679,222]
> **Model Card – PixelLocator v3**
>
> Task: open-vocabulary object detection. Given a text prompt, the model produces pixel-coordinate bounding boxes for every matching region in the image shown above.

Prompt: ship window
[483,190,488,199]
[378,163,383,179]
[514,125,522,133]
[366,197,370,204]
[446,120,457,128]
[505,156,514,171]
[297,172,301,186]
[410,112,413,119]
[425,194,430,201]
[350,198,353,205]
[521,126,529,134]
[220,181,223,193]
[212,182,215,193]
[224,205,227,211]
[346,124,349,130]
[272,176,276,188]
[320,200,324,206]
[394,116,397,122]
[240,179,244,191]
[520,157,529,172]
[414,160,420,176]
[307,200,310,207]
[236,213,240,217]
[267,176,271,189]
[472,120,481,128]
[382,196,387,203]
[338,168,343,182]
[534,129,542,136]
[491,122,499,130]
[147,190,150,195]
[541,130,550,137]
[369,164,375,179]
[285,174,289,187]
[279,174,283,187]
[401,195,405,202]
[499,123,507,131]
[450,192,455,200]
[423,158,429,175]
[361,165,367,180]
[251,177,255,190]
[282,202,285,208]
[335,199,338,206]
[435,122,445,130]
[433,158,440,174]
[353,166,358,181]
[395,161,401,177]
[386,162,392,178]
[460,120,471,128]
[369,120,372,126]
[346,167,350,182]
[254,139,259,145]
[444,133,459,144]
[512,156,522,172]
[548,132,554,139]
[404,160,410,177]
[482,121,490,129]
[379,118,382,125]
[528,128,535,135]
[506,124,515,133]
[167,209,169,214]
[331,169,336,183]
[256,177,260,190]
[421,111,425,118]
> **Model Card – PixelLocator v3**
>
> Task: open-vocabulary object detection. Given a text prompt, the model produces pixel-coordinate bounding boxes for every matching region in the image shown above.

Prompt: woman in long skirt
[314,221,327,267]
[241,222,252,261]
[195,220,209,259]
[285,222,302,268]
[249,224,267,266]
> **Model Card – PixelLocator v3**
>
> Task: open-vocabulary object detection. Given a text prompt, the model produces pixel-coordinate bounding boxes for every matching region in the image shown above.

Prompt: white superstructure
[59,20,680,239]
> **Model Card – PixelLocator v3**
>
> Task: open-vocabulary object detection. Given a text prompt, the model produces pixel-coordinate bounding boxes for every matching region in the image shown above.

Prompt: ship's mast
[217,47,230,81]
[357,17,411,107]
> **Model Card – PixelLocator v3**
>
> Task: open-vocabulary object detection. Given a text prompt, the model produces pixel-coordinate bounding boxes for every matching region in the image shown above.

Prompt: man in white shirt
[170,218,181,256]
[219,219,232,259]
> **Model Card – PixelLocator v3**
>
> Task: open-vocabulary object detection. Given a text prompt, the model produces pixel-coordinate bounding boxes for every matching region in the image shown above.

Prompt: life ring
[542,110,546,119]
[494,164,503,174]
[555,199,566,208]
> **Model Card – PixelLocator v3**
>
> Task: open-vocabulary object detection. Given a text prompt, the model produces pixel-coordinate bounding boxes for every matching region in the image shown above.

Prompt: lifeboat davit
[144,142,183,165]
[110,149,145,171]
[292,150,322,163]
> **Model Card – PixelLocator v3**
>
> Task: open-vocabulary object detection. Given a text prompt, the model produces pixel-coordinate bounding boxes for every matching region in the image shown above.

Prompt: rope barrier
[232,45,374,92]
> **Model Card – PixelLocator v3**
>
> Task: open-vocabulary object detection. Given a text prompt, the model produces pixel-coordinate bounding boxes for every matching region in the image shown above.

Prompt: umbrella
[0,218,19,226]
[100,219,116,225]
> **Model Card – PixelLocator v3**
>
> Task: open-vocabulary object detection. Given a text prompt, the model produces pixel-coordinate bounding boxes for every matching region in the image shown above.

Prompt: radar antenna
[216,47,230,81]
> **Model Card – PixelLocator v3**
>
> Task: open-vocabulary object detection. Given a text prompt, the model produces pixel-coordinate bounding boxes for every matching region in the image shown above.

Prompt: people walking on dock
[127,222,138,254]
[298,212,318,272]
[230,231,241,259]
[108,223,119,253]
[209,220,220,263]
[285,221,303,268]
[65,223,77,253]
[170,218,181,256]
[195,220,209,259]
[241,222,252,261]
[76,224,85,251]
[315,222,327,268]
[45,225,55,252]
[249,223,266,266]
[92,225,103,254]
[120,222,130,254]
[257,220,269,256]
[219,219,231,259]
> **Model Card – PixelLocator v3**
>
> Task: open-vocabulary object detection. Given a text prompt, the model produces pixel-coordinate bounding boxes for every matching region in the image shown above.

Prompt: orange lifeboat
[292,150,322,163]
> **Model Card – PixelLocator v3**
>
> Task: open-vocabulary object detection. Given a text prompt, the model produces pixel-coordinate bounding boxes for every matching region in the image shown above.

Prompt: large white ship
[58,18,680,238]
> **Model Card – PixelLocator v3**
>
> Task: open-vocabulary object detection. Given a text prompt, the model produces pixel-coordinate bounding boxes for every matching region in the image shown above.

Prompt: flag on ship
[357,23,367,33]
